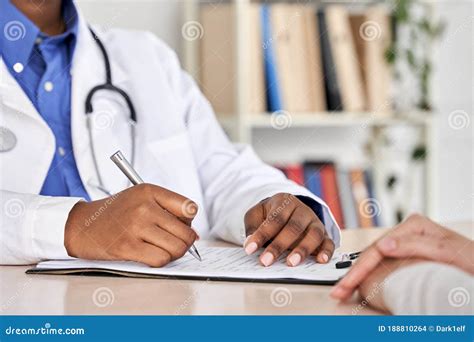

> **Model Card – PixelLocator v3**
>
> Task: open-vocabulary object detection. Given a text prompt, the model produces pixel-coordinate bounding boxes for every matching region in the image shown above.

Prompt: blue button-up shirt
[0,0,90,200]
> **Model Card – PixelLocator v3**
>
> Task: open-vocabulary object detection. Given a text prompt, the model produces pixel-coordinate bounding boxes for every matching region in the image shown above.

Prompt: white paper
[34,247,349,282]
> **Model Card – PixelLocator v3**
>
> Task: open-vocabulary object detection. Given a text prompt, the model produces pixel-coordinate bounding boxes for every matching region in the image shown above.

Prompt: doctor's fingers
[258,206,314,267]
[285,221,326,267]
[152,205,198,246]
[244,199,297,255]
[131,242,172,268]
[139,225,190,260]
[138,184,198,224]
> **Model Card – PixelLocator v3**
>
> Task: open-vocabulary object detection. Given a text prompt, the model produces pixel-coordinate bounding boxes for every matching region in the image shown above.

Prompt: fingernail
[244,235,252,247]
[377,237,397,251]
[260,252,274,267]
[321,253,329,263]
[288,253,301,267]
[245,242,258,255]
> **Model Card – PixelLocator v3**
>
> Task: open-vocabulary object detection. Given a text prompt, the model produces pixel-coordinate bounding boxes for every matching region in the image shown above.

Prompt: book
[336,170,359,229]
[200,4,265,114]
[302,7,327,111]
[318,9,343,111]
[350,6,392,114]
[27,247,350,285]
[350,169,374,228]
[364,169,380,227]
[320,163,345,228]
[325,6,366,112]
[303,163,323,198]
[262,4,283,112]
[270,4,296,112]
[284,164,305,186]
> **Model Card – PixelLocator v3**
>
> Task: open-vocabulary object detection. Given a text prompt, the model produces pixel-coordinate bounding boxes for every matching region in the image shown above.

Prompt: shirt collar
[0,0,79,66]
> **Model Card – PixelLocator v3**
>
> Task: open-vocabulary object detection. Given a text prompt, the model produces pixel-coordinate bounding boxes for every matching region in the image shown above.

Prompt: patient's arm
[358,259,474,315]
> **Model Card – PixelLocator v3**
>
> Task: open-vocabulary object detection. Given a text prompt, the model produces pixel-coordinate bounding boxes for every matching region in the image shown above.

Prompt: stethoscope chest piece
[0,127,17,152]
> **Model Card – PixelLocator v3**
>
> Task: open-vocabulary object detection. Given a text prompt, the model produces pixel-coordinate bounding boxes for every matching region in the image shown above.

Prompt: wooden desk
[0,223,470,315]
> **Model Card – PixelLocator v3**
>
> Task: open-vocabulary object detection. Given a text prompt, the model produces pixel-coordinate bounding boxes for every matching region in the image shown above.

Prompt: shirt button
[58,147,66,156]
[13,63,24,73]
[35,37,43,45]
[44,81,54,92]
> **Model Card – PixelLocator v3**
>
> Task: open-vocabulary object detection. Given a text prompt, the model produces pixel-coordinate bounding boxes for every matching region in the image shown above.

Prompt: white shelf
[217,112,431,130]
[183,0,438,219]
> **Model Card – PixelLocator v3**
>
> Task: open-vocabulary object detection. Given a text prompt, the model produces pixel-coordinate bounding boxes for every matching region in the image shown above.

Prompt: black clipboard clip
[335,251,361,269]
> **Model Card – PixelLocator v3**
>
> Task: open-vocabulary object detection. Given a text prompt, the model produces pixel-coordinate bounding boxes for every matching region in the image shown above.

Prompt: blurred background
[76,0,473,229]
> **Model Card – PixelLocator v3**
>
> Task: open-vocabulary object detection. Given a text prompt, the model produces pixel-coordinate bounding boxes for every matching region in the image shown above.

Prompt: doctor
[0,0,339,267]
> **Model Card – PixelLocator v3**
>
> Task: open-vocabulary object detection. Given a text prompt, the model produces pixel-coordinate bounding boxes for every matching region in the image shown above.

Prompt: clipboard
[26,247,351,285]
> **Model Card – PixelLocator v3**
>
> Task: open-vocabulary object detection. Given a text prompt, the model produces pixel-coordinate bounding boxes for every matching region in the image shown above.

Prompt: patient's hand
[356,258,421,313]
[243,193,335,267]
[331,214,473,301]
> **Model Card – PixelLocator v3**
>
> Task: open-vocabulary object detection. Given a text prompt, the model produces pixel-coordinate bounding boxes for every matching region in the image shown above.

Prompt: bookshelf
[182,0,439,222]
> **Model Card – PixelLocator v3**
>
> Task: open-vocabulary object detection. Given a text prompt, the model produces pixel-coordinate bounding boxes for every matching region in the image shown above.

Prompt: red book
[285,164,305,186]
[320,164,345,229]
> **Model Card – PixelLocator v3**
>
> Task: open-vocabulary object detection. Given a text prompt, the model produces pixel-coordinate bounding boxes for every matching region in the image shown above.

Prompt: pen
[110,150,202,262]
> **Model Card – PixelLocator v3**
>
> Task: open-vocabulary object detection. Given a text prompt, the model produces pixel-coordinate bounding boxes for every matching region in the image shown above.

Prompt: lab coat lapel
[70,14,129,199]
[0,58,46,124]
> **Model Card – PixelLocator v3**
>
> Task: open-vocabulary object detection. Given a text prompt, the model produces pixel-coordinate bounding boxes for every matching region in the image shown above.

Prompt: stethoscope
[85,28,137,195]
[0,28,137,196]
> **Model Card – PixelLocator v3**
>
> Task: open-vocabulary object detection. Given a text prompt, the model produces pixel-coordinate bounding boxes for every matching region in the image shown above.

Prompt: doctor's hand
[243,193,334,267]
[331,214,474,301]
[64,184,199,267]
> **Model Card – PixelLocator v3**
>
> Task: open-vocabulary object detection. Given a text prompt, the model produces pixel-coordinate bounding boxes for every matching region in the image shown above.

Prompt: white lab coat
[0,13,340,265]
